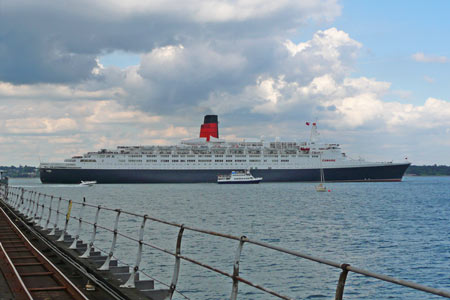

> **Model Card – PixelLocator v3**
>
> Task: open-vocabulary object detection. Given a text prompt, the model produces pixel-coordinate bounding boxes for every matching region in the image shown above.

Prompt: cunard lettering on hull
[39,115,410,183]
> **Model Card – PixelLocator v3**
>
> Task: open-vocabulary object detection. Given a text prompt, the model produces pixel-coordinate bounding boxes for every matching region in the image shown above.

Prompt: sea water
[7,177,450,300]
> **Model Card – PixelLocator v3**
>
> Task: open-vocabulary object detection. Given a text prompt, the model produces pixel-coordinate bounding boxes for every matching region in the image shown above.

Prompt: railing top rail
[2,183,450,299]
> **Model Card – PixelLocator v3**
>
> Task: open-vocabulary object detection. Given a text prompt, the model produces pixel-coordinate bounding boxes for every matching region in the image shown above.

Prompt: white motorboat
[80,180,97,186]
[217,170,262,184]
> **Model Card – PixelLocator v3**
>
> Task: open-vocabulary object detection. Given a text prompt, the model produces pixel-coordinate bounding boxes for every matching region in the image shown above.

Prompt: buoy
[328,189,331,192]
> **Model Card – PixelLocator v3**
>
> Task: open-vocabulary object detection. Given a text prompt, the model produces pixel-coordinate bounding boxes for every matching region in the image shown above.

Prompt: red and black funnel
[199,115,219,141]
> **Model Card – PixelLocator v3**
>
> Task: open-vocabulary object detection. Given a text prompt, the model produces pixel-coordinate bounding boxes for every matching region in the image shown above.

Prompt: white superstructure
[40,124,390,171]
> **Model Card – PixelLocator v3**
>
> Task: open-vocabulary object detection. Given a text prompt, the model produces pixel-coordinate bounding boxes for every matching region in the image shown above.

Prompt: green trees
[406,165,450,176]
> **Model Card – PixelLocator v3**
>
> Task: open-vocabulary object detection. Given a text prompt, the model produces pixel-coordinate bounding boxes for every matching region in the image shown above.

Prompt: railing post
[81,205,101,258]
[5,184,9,202]
[21,190,30,214]
[121,215,148,288]
[70,198,86,249]
[2,184,7,201]
[335,264,350,300]
[30,191,37,217]
[230,236,247,300]
[27,191,36,217]
[18,189,25,212]
[44,196,54,230]
[57,200,73,242]
[38,197,47,227]
[16,188,24,210]
[99,209,121,271]
[24,191,33,216]
[168,225,185,299]
[29,192,36,217]
[31,193,41,223]
[10,189,17,206]
[13,189,22,208]
[49,197,62,235]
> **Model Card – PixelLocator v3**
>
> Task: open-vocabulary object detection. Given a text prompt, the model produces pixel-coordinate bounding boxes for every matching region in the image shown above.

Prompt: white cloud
[4,118,78,134]
[281,28,362,84]
[0,81,124,101]
[0,0,341,85]
[140,126,189,139]
[411,52,448,63]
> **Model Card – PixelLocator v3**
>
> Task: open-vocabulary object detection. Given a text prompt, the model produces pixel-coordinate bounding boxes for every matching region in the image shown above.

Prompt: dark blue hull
[40,163,410,184]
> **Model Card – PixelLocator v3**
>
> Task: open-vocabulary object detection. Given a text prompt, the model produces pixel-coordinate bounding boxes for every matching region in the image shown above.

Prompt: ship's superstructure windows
[49,116,357,179]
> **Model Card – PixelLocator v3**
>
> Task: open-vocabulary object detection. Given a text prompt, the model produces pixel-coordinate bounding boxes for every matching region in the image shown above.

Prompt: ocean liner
[39,115,410,183]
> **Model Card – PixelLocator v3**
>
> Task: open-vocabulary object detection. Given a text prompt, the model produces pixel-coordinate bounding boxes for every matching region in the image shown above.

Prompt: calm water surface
[8,177,450,300]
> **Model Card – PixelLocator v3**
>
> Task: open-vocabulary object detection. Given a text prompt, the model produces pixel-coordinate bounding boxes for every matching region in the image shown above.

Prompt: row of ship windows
[81,154,312,160]
[77,156,319,163]
[95,154,292,157]
[111,159,291,163]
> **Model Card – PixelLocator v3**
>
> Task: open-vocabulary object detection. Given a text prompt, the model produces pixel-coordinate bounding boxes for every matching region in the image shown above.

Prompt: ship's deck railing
[0,183,449,300]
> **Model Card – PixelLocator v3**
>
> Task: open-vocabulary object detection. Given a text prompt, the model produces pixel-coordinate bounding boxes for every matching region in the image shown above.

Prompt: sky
[0,0,449,166]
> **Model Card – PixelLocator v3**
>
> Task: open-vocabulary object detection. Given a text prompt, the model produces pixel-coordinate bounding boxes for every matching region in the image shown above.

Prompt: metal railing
[0,183,449,300]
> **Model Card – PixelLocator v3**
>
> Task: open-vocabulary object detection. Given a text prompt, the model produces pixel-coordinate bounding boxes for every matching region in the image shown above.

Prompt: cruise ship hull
[40,163,410,184]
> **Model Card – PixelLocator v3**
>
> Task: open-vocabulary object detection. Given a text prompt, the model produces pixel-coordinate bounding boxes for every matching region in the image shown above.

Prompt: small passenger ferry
[217,170,262,184]
[80,180,97,186]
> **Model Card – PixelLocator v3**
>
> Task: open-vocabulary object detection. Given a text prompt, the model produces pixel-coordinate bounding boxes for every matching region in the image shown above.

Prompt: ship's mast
[309,122,320,144]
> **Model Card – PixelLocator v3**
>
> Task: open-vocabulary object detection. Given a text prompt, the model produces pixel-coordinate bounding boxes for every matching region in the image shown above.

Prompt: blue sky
[0,0,449,165]
[335,1,450,104]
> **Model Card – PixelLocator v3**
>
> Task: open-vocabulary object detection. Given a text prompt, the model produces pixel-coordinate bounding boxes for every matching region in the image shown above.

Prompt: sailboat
[316,157,327,192]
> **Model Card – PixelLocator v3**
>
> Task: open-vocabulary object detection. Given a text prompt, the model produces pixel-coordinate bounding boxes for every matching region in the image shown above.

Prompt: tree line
[0,166,38,178]
[406,165,450,176]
